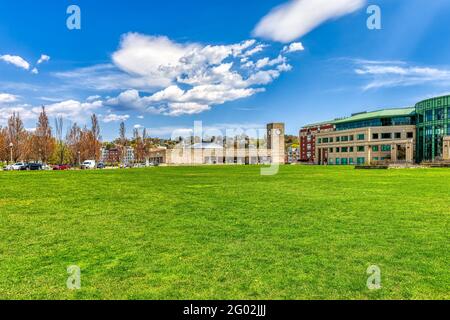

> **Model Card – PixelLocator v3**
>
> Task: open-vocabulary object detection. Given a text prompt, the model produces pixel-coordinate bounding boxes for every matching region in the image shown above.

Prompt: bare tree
[66,123,82,165]
[7,112,26,162]
[90,114,101,161]
[55,116,65,164]
[0,126,7,162]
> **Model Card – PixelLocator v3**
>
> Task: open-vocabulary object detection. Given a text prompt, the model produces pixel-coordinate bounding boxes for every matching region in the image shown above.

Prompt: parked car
[81,160,96,170]
[25,163,43,171]
[3,164,13,171]
[11,162,27,170]
[97,162,105,169]
[53,164,71,171]
[42,164,52,171]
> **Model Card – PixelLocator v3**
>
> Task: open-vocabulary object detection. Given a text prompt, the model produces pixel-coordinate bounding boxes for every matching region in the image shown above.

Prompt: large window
[357,134,365,140]
[357,157,365,165]
[372,146,379,152]
[426,110,433,121]
[436,108,445,120]
[381,133,392,139]
[341,147,348,153]
[381,145,391,152]
[341,158,348,165]
[357,146,365,152]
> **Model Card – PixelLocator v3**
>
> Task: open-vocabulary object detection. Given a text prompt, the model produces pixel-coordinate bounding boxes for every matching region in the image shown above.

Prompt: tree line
[0,107,170,165]
[0,107,101,164]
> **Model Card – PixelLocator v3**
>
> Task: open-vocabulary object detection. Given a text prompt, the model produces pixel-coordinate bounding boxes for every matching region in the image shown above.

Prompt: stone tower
[267,123,285,164]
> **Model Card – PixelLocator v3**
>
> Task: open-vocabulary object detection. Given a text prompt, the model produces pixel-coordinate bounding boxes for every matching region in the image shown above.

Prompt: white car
[11,162,27,170]
[81,160,96,170]
[3,164,13,171]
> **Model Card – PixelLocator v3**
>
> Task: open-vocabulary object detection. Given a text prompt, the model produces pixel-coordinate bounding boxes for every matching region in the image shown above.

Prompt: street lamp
[9,143,13,164]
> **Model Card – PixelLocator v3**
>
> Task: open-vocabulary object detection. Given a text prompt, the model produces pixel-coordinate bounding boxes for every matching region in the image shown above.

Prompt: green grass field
[0,165,448,300]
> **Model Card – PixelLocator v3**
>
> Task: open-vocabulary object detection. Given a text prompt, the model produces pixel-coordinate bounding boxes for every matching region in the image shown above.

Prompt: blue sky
[1,0,450,140]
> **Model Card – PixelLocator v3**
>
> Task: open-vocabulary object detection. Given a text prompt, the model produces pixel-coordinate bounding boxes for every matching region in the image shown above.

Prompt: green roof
[332,107,415,125]
[303,107,415,128]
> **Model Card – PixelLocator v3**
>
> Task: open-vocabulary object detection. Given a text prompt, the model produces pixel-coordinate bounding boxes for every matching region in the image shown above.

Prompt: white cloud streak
[0,54,30,70]
[354,60,450,90]
[253,0,365,42]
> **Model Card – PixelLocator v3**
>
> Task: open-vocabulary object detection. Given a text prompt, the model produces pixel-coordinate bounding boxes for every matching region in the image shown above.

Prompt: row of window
[335,117,414,131]
[328,145,392,153]
[419,107,450,122]
[372,132,414,140]
[319,132,413,144]
[319,134,364,144]
[329,156,390,165]
[329,157,365,165]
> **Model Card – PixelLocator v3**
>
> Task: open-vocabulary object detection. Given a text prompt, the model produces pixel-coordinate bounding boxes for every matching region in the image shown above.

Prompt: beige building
[315,125,416,165]
[148,123,285,166]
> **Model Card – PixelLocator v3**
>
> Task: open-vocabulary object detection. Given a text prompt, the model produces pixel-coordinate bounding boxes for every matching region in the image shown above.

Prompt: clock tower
[267,123,285,164]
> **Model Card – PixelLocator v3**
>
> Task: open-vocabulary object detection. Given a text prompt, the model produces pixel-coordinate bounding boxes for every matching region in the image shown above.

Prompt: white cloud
[0,54,30,70]
[52,33,296,116]
[101,33,293,116]
[37,54,50,64]
[0,105,35,123]
[353,60,450,90]
[133,124,144,129]
[253,0,365,42]
[35,100,103,122]
[0,93,19,104]
[0,96,103,125]
[102,113,130,123]
[283,42,305,53]
[86,95,102,102]
[31,68,39,75]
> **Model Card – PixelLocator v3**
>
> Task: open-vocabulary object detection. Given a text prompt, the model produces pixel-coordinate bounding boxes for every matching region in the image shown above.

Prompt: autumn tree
[33,106,55,164]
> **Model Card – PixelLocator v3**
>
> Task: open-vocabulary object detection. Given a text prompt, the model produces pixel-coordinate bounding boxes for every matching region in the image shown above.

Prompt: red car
[53,164,71,170]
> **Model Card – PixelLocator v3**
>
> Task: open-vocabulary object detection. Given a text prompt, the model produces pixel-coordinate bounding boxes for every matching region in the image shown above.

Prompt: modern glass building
[415,95,450,162]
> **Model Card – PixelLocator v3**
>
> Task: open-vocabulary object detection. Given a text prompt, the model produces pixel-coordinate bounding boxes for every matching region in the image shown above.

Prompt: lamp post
[9,142,13,164]
[78,151,81,167]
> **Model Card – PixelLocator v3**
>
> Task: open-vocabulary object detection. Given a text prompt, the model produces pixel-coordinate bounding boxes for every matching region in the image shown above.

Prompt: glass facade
[415,95,450,162]
[335,116,414,131]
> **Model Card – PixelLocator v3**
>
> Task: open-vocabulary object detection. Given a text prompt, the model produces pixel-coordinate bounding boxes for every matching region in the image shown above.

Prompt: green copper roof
[332,107,415,125]
[302,107,416,128]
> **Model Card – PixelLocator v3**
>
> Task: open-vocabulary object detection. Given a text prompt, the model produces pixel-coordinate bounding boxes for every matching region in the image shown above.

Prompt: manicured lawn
[0,165,448,300]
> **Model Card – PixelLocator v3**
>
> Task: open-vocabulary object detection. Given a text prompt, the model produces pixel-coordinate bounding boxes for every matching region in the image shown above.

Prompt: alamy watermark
[367,5,382,30]
[67,5,81,30]
[67,265,81,290]
[366,265,382,290]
